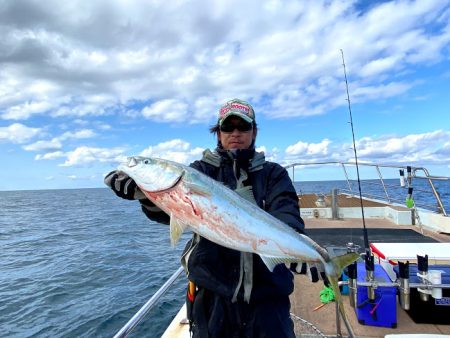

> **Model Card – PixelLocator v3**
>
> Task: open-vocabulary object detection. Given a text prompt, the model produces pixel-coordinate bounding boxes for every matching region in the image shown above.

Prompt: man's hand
[104,170,140,200]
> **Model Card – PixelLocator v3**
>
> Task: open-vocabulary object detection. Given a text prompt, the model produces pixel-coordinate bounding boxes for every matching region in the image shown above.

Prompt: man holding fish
[106,99,357,338]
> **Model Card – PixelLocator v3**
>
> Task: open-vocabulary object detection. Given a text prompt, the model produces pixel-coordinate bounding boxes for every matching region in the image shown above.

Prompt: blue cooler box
[356,262,397,328]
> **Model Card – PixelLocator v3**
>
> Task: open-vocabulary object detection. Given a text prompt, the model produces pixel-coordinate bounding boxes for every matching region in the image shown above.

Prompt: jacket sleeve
[264,163,305,234]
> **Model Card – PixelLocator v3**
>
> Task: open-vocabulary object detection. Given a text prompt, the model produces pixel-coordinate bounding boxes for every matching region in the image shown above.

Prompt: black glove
[140,198,170,225]
[104,170,139,200]
[290,262,330,287]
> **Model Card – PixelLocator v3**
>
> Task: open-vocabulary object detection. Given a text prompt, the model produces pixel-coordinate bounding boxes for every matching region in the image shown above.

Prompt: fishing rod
[340,50,370,255]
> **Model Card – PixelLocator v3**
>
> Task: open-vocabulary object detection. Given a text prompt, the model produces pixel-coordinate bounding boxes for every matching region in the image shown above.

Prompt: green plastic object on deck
[405,197,414,208]
[320,285,335,304]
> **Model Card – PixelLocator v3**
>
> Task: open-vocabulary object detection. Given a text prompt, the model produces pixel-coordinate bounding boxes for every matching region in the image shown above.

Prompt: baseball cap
[218,99,255,126]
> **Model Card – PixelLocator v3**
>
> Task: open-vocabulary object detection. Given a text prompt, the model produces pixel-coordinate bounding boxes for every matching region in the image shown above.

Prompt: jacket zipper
[233,158,239,187]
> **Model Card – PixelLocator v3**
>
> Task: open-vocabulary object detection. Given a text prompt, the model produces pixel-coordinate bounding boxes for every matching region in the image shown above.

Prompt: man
[106,99,305,337]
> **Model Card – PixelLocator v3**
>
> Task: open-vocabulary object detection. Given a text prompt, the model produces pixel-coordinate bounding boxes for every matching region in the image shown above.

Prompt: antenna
[340,49,370,254]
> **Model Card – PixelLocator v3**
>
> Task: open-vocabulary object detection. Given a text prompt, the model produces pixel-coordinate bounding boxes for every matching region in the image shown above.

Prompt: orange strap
[187,281,196,302]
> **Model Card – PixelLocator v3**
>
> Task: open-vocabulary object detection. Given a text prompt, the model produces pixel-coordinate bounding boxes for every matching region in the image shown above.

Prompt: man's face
[219,116,256,150]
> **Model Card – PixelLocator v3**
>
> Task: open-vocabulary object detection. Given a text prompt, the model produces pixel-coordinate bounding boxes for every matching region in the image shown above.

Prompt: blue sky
[1,0,449,191]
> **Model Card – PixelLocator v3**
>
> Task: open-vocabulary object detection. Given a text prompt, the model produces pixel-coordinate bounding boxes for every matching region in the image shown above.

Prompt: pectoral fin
[260,255,294,272]
[170,214,187,247]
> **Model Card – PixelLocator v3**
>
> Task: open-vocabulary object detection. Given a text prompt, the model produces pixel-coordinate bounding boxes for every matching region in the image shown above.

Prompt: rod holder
[365,254,375,300]
[407,166,412,186]
[346,242,359,308]
[404,186,415,209]
[429,270,443,299]
[347,261,357,308]
[398,261,410,310]
[399,169,405,187]
[417,254,429,301]
[407,187,413,196]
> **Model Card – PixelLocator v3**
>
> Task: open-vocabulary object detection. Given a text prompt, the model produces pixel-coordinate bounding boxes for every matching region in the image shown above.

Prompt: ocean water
[1,179,448,337]
[0,188,190,338]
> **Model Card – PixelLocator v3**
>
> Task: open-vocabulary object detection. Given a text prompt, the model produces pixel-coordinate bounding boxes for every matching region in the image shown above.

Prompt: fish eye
[143,159,150,164]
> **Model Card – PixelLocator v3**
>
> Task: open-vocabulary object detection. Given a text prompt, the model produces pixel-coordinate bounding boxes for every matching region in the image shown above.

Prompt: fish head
[118,156,185,192]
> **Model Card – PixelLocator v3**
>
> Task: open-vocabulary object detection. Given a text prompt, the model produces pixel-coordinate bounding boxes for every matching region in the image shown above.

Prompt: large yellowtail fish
[116,156,359,334]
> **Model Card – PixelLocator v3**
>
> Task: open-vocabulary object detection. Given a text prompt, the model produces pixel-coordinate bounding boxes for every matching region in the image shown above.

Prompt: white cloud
[0,1,449,189]
[24,139,62,151]
[355,130,450,164]
[23,129,96,152]
[0,123,41,143]
[191,96,220,123]
[351,82,414,102]
[98,123,112,130]
[285,139,331,157]
[59,146,127,167]
[141,99,188,123]
[35,151,65,160]
[140,139,204,164]
[2,100,54,120]
[0,0,448,123]
[256,145,280,162]
[52,103,110,118]
[27,129,450,178]
[360,56,402,77]
[72,119,111,130]
[34,139,205,167]
[34,138,206,168]
[281,131,450,166]
[59,129,96,140]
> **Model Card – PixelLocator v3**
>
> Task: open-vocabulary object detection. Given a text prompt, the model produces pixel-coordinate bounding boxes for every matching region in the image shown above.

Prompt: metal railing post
[413,167,447,216]
[331,188,339,220]
[341,163,352,193]
[375,165,390,202]
[114,266,185,338]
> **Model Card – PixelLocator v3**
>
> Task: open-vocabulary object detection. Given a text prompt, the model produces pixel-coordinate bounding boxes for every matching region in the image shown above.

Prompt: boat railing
[341,181,442,211]
[113,266,185,338]
[284,161,448,216]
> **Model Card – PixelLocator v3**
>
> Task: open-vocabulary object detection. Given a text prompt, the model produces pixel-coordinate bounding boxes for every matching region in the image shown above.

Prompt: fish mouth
[148,171,185,193]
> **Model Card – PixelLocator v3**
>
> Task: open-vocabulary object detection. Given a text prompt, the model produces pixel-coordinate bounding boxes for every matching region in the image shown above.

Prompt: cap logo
[219,103,250,117]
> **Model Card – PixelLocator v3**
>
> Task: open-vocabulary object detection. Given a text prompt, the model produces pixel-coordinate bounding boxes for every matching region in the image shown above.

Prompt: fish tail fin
[326,252,359,337]
[329,252,360,275]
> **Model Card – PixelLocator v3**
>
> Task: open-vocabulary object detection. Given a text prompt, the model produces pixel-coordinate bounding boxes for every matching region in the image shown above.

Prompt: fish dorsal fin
[235,186,256,204]
[260,255,294,272]
[170,214,188,247]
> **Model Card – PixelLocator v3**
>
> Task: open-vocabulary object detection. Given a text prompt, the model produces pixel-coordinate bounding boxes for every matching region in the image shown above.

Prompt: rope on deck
[290,312,327,338]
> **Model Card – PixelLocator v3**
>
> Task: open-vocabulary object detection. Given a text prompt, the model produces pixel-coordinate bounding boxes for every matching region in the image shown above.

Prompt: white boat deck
[160,304,190,338]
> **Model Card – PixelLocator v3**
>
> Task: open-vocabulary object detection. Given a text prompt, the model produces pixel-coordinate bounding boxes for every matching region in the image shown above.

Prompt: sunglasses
[220,121,253,133]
